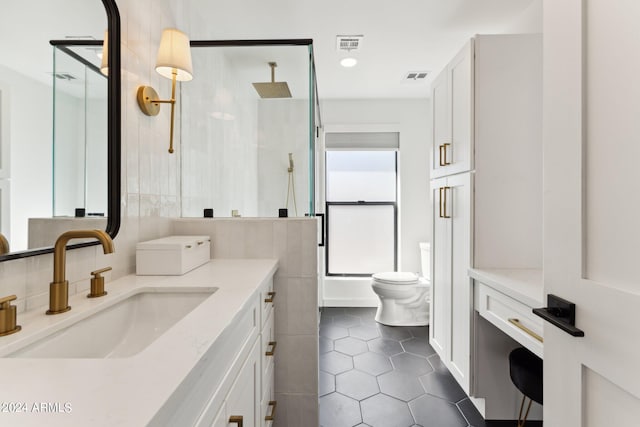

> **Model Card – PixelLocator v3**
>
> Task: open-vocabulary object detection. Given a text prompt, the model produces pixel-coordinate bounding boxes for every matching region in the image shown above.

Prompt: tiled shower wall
[172,217,320,427]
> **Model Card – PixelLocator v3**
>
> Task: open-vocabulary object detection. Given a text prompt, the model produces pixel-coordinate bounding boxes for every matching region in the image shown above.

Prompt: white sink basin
[8,287,217,359]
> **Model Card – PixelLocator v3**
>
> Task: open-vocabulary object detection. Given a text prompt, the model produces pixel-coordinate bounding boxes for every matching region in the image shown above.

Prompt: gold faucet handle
[0,294,21,337]
[91,266,112,278]
[0,294,17,307]
[88,267,112,299]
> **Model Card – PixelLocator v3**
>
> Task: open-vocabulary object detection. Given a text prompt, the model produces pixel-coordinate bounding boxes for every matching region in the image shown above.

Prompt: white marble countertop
[0,258,278,427]
[468,268,544,308]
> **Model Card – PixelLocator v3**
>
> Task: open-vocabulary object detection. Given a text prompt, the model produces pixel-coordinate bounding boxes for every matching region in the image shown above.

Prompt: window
[325,150,397,276]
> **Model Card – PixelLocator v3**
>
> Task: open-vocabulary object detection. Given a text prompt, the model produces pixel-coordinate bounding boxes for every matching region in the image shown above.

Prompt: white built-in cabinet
[196,278,277,427]
[429,34,542,395]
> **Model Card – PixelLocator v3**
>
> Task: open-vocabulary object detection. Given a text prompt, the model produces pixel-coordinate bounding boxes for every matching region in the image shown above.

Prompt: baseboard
[321,298,378,307]
[485,421,542,426]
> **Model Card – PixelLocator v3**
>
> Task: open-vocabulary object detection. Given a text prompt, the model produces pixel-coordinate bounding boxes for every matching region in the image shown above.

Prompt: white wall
[321,99,431,272]
[319,99,431,306]
[503,0,542,34]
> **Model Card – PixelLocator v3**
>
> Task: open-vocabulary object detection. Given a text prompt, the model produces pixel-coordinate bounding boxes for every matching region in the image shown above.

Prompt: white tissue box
[136,235,211,275]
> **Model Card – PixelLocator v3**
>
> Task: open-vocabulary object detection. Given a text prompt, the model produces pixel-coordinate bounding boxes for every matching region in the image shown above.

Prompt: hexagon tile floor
[319,307,485,427]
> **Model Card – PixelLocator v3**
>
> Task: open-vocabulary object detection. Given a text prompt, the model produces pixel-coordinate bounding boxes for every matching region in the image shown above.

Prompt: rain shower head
[252,62,292,98]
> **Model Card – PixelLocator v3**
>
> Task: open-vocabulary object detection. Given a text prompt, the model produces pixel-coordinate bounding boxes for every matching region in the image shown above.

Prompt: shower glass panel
[52,43,108,217]
[180,41,318,218]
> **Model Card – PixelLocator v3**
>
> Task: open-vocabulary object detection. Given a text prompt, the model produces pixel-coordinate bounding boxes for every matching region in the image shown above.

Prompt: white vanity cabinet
[192,277,277,427]
[429,34,542,395]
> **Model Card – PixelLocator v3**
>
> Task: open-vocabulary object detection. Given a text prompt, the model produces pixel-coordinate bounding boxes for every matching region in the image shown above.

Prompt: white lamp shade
[100,30,109,76]
[155,28,193,81]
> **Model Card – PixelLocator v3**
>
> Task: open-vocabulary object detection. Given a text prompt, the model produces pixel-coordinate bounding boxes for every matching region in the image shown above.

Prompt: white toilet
[371,242,431,326]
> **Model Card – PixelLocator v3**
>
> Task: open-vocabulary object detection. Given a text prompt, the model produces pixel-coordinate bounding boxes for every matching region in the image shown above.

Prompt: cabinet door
[430,176,451,359]
[226,340,261,427]
[431,40,474,179]
[210,404,227,427]
[430,70,450,178]
[448,40,474,177]
[446,172,472,393]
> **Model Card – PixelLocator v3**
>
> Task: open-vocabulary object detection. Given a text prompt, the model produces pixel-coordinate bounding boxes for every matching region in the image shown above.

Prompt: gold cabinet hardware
[88,266,112,298]
[439,186,451,219]
[264,291,276,303]
[0,295,21,337]
[442,142,451,165]
[265,400,277,422]
[508,318,543,343]
[229,415,243,426]
[266,341,277,356]
[442,186,451,218]
[438,143,452,166]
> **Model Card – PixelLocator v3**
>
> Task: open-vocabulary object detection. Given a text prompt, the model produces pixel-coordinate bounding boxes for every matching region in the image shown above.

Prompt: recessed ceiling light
[340,57,358,68]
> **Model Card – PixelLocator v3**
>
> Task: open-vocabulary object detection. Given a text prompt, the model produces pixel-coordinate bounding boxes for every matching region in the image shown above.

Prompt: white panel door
[430,70,449,178]
[430,176,451,359]
[543,0,640,424]
[446,172,472,393]
[446,40,473,177]
[431,40,473,179]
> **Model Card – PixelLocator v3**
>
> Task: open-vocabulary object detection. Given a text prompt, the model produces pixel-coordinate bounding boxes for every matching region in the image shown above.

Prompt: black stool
[509,347,543,427]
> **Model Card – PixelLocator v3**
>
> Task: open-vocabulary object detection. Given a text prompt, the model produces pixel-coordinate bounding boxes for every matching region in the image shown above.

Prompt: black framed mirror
[0,0,120,261]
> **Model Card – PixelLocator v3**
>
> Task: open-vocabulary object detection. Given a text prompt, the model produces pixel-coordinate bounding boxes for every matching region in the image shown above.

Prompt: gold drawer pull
[508,318,543,343]
[442,186,451,219]
[439,144,445,166]
[229,415,243,426]
[266,341,277,356]
[264,291,276,303]
[265,400,277,421]
[442,143,451,165]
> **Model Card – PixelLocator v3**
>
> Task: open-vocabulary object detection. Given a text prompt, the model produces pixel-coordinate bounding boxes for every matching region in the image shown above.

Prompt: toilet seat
[372,271,419,285]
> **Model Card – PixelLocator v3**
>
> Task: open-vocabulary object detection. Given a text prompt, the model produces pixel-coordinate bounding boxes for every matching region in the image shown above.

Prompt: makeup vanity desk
[468,268,544,420]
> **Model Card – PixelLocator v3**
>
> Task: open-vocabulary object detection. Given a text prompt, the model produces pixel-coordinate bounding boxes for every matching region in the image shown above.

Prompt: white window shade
[325,132,399,149]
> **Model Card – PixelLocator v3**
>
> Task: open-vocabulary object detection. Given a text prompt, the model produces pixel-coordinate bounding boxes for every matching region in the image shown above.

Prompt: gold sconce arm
[136,70,178,154]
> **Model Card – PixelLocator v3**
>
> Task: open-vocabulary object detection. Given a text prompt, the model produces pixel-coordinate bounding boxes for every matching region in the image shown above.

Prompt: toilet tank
[419,242,431,279]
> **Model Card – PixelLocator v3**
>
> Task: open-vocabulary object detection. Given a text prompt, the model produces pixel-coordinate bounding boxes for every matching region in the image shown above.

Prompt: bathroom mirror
[0,0,120,260]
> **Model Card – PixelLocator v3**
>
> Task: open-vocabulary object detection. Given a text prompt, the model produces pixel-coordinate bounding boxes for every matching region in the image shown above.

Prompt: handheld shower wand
[288,153,294,173]
[285,153,298,216]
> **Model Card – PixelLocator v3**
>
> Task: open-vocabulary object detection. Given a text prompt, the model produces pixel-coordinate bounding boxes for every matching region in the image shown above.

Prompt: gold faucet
[0,295,21,336]
[47,230,115,315]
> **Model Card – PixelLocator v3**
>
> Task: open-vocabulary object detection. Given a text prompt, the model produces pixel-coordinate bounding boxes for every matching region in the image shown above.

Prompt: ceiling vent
[404,71,429,81]
[336,35,364,52]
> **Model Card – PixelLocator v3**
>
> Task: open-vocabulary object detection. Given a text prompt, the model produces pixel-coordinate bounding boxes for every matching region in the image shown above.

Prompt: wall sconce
[100,30,109,76]
[136,28,193,154]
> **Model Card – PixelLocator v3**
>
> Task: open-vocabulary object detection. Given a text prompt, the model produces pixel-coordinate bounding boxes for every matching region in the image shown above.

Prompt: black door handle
[533,294,584,337]
[315,213,325,247]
